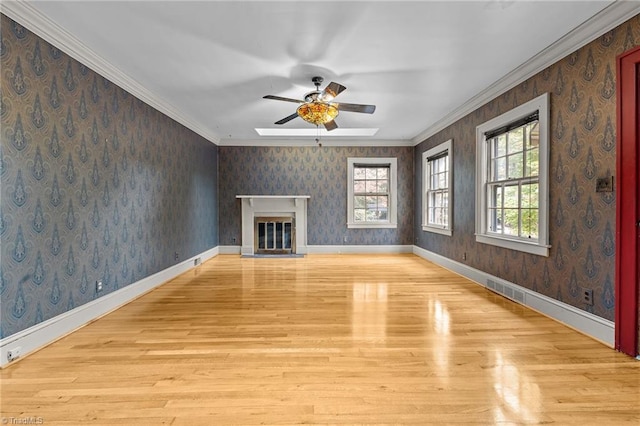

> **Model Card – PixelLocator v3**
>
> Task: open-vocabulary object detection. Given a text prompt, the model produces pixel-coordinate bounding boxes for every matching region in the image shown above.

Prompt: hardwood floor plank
[2,254,639,425]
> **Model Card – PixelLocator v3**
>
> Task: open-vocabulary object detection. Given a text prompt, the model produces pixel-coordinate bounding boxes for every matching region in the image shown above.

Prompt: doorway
[615,46,640,357]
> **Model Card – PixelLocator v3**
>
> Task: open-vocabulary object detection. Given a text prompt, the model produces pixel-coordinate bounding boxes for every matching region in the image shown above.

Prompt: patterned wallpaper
[415,15,640,322]
[2,9,636,346]
[218,146,414,246]
[0,15,219,338]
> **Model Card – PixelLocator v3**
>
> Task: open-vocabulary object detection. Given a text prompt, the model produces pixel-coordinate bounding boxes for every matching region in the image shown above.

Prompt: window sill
[348,222,397,229]
[475,234,550,257]
[422,225,452,236]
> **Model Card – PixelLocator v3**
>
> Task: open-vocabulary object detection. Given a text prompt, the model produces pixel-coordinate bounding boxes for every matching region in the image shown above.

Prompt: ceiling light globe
[297,102,339,125]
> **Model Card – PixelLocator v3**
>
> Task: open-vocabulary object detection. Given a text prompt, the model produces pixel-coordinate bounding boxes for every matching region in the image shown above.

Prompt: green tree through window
[487,121,539,239]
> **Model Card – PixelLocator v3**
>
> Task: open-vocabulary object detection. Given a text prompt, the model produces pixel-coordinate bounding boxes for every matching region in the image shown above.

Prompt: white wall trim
[0,1,220,146]
[307,245,413,254]
[411,1,640,145]
[218,245,242,255]
[475,93,551,257]
[218,245,413,255]
[4,1,634,149]
[412,246,615,347]
[0,246,219,368]
[218,139,414,147]
[347,157,398,229]
[2,244,616,366]
[422,138,453,235]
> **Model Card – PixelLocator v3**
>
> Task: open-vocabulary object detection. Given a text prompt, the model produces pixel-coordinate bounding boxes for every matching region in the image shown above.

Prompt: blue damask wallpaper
[218,146,414,246]
[415,15,640,322]
[2,9,636,343]
[0,14,219,338]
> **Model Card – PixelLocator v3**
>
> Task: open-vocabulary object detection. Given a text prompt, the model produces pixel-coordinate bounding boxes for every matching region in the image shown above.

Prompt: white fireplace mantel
[236,195,310,255]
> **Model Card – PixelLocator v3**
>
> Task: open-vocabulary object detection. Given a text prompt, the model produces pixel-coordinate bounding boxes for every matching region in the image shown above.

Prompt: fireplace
[237,195,309,256]
[255,216,295,254]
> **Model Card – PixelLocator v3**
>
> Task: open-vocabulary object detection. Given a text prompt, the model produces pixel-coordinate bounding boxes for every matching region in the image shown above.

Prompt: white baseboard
[307,245,413,254]
[412,246,615,347]
[0,246,219,368]
[218,245,241,255]
[5,244,613,367]
[218,245,413,255]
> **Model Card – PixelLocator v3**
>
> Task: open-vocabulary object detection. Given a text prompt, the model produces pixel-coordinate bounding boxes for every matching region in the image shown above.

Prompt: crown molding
[411,0,640,145]
[217,138,414,147]
[3,1,635,149]
[0,1,221,145]
[254,128,379,137]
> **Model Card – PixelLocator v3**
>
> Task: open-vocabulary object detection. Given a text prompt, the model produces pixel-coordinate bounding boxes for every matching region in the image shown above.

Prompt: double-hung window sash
[485,112,540,240]
[426,151,449,228]
[353,164,390,223]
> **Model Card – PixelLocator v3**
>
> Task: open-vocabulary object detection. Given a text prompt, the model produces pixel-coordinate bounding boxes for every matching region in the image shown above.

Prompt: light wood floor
[1,254,639,425]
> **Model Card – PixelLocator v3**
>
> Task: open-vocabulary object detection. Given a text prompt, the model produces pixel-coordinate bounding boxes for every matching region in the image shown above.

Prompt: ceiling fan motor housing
[304,77,325,102]
[304,91,322,102]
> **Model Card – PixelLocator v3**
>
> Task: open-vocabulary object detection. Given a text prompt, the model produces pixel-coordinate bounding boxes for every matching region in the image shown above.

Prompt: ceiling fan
[263,76,376,131]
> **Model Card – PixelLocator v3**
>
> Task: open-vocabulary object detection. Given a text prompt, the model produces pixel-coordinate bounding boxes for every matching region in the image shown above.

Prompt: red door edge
[615,46,640,356]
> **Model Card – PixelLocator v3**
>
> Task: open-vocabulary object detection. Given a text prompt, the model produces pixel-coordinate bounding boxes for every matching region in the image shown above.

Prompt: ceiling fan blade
[336,102,376,114]
[263,95,304,103]
[324,120,338,131]
[274,112,299,125]
[322,82,346,100]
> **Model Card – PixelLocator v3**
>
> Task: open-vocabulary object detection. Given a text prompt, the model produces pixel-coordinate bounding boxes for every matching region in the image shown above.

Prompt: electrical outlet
[96,280,103,292]
[462,252,467,261]
[7,346,22,362]
[174,252,179,260]
[232,237,236,243]
[582,288,594,306]
[595,176,614,192]
[343,236,348,243]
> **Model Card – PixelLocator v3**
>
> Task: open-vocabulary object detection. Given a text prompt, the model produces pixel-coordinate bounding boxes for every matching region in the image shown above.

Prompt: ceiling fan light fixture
[265,77,374,130]
[297,101,339,125]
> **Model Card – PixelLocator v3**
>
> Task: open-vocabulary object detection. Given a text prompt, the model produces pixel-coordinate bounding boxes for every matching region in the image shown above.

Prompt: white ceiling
[3,1,636,145]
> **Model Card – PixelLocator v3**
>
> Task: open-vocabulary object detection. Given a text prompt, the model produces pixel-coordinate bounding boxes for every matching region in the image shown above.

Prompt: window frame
[422,139,453,236]
[475,93,550,257]
[347,157,398,229]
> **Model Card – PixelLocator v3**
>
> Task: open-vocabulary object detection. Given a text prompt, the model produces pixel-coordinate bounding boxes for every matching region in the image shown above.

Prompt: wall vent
[487,279,496,291]
[194,257,202,266]
[486,279,526,305]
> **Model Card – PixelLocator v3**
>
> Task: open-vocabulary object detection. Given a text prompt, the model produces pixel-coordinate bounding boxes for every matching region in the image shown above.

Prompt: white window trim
[347,157,398,229]
[422,139,453,236]
[475,93,550,257]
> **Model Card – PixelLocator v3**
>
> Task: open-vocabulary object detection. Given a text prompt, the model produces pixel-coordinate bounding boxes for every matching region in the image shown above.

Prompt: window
[476,93,550,256]
[422,139,453,235]
[347,157,397,228]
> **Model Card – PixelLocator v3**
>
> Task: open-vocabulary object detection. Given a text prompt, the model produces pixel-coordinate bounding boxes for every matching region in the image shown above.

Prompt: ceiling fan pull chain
[315,125,322,147]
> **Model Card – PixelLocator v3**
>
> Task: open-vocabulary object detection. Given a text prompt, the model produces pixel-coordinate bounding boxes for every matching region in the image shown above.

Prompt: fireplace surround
[236,195,309,256]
